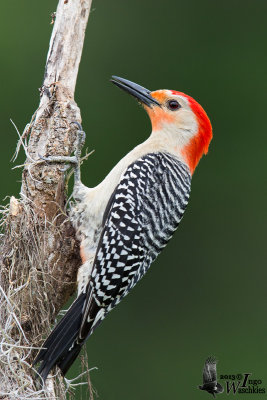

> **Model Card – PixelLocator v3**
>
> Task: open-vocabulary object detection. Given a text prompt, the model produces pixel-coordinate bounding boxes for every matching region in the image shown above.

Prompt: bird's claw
[70,121,83,131]
[38,121,86,186]
[59,164,71,172]
[38,154,50,163]
[38,154,78,166]
[71,122,86,159]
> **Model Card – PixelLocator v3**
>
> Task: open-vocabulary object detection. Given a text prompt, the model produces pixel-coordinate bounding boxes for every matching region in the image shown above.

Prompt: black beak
[111,76,161,108]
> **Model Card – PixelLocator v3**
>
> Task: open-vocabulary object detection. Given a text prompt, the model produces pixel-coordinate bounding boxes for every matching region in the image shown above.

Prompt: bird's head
[111,76,212,174]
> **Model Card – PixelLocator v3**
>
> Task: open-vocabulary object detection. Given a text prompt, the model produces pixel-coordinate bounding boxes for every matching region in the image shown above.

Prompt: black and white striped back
[89,152,191,318]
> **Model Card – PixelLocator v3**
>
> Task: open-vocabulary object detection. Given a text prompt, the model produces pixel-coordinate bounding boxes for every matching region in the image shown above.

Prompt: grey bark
[0,0,93,398]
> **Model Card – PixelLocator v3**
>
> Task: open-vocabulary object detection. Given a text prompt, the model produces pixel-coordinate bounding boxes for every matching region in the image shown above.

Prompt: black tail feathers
[33,292,86,382]
[57,342,83,375]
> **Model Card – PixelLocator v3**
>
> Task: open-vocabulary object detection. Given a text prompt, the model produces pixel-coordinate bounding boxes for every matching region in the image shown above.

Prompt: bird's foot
[39,154,78,166]
[39,122,86,185]
[71,122,86,162]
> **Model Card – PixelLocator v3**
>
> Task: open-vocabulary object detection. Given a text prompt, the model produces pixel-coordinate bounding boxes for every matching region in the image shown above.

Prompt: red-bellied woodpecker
[34,76,212,381]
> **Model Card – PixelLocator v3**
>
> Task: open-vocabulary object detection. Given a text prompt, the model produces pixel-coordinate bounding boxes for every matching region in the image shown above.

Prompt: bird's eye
[167,100,181,111]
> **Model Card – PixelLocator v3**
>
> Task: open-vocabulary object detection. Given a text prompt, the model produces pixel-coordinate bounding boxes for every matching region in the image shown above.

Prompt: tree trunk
[0,0,93,398]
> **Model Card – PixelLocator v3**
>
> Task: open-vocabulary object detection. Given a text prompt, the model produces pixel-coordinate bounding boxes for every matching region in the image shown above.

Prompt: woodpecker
[34,76,212,382]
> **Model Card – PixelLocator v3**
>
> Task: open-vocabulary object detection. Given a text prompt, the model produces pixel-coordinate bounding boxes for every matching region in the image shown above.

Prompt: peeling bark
[0,0,93,398]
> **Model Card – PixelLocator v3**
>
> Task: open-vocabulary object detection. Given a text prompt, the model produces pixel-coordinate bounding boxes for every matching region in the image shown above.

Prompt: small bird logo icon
[198,357,224,398]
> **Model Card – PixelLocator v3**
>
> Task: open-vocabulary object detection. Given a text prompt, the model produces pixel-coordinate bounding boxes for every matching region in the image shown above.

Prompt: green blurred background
[1,1,266,399]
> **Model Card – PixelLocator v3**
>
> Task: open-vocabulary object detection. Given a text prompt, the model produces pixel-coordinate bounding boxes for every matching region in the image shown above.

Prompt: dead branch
[0,0,93,398]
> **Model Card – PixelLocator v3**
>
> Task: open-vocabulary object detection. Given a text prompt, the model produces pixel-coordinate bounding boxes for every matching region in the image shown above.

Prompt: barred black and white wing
[35,152,191,380]
[79,152,191,336]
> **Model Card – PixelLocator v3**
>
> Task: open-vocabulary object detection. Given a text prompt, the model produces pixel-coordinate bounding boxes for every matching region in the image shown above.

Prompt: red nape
[171,90,213,174]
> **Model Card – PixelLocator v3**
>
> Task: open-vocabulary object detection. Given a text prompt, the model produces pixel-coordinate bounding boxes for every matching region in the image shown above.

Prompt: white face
[146,90,198,148]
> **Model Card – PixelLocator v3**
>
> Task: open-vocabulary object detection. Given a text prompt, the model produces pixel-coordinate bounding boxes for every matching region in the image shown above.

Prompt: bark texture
[0,0,93,398]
